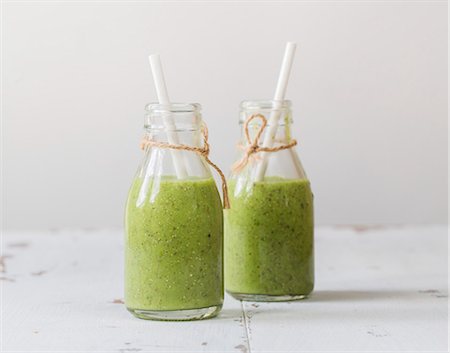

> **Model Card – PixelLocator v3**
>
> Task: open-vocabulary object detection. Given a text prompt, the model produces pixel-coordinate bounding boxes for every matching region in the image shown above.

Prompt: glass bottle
[224,100,314,301]
[125,103,223,320]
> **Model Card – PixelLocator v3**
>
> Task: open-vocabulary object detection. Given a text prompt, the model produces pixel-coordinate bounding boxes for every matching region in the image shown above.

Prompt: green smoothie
[224,177,314,299]
[125,177,223,315]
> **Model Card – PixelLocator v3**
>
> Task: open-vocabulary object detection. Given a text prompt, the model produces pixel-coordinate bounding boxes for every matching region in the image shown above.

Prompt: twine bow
[231,114,297,174]
[140,124,230,209]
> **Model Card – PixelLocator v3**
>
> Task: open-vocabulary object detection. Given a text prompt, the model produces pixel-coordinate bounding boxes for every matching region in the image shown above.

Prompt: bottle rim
[239,100,292,126]
[240,99,292,111]
[144,103,202,132]
[145,102,201,113]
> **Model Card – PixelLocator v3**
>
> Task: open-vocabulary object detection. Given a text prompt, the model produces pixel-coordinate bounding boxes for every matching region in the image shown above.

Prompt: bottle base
[127,304,222,321]
[227,291,308,302]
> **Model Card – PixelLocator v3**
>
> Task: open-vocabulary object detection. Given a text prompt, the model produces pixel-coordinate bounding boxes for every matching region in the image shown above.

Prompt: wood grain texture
[1,226,448,352]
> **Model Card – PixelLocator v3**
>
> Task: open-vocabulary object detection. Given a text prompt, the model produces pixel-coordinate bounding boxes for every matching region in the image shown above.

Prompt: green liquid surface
[125,177,223,311]
[224,177,314,296]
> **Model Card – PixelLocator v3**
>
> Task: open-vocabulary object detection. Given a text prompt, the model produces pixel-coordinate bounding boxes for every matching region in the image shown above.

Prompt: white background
[2,1,448,230]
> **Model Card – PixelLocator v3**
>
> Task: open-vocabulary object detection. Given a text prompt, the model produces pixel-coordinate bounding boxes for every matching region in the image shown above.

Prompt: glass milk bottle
[225,100,314,301]
[125,103,224,320]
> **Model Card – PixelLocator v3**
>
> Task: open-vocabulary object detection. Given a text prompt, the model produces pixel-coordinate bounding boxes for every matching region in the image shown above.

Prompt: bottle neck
[239,113,294,146]
[144,103,203,146]
[231,100,305,182]
[239,100,293,146]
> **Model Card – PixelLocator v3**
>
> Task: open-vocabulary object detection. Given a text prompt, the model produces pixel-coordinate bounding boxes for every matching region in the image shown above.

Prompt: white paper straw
[149,54,188,179]
[254,42,297,181]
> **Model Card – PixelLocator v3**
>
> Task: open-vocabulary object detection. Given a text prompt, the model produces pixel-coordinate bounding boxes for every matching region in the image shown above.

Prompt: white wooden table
[2,226,448,352]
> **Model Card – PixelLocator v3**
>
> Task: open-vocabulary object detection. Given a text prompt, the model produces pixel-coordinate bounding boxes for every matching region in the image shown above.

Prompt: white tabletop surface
[2,226,448,352]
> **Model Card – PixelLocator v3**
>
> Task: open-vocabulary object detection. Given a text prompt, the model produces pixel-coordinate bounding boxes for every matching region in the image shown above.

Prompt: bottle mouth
[239,100,292,126]
[145,102,201,113]
[240,99,291,111]
[144,103,202,132]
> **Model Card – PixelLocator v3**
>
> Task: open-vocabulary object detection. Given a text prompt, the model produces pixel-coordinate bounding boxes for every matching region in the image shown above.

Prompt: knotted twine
[232,114,297,174]
[140,124,230,209]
